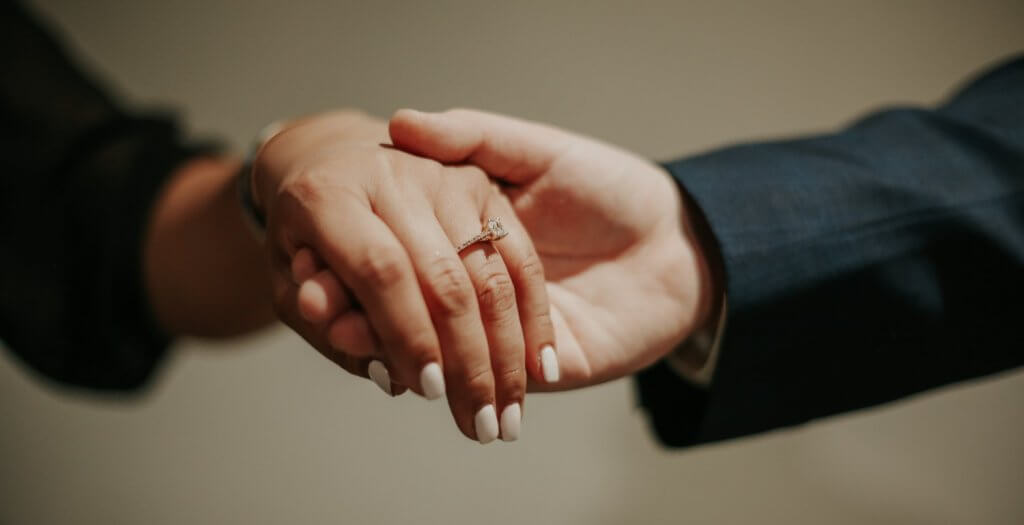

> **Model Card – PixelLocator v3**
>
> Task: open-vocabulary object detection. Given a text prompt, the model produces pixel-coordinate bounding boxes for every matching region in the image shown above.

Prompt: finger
[350,354,406,397]
[288,249,385,376]
[374,190,499,443]
[484,192,558,390]
[291,246,320,283]
[327,312,379,358]
[279,272,401,398]
[350,355,404,397]
[271,190,417,399]
[441,211,526,443]
[270,260,379,386]
[301,194,443,399]
[389,108,569,184]
[297,269,353,324]
[271,257,332,352]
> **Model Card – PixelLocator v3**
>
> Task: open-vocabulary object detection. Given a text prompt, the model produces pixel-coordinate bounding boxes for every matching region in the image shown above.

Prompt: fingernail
[297,279,327,323]
[420,362,445,400]
[367,360,392,396]
[540,345,560,383]
[475,405,499,444]
[500,403,521,442]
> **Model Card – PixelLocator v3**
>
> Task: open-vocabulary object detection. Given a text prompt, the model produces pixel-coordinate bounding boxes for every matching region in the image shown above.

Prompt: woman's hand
[252,111,555,443]
[388,109,719,390]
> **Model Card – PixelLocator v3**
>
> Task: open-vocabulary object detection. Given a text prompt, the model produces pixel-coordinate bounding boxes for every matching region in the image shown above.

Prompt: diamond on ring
[485,217,508,240]
[456,217,508,253]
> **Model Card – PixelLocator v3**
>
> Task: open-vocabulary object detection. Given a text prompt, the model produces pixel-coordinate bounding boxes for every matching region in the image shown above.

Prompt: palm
[507,141,701,389]
[390,109,706,390]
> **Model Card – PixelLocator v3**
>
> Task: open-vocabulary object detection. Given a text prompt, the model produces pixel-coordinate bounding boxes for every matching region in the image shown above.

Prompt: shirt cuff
[664,295,727,387]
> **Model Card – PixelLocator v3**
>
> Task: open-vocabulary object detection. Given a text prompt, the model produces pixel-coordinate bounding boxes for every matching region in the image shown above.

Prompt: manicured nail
[367,360,392,396]
[540,345,560,383]
[420,362,445,400]
[475,405,499,444]
[500,403,521,442]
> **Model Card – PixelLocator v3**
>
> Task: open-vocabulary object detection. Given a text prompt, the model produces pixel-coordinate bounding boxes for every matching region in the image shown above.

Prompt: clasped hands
[253,109,715,443]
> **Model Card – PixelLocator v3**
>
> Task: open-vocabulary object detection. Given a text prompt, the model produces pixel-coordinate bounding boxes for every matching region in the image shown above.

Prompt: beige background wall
[2,1,1023,523]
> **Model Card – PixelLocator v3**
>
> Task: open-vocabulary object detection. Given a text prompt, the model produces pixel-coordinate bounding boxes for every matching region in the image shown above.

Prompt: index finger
[290,192,444,398]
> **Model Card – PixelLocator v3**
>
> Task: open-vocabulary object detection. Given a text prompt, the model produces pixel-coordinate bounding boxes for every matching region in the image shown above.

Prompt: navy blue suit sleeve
[637,55,1024,447]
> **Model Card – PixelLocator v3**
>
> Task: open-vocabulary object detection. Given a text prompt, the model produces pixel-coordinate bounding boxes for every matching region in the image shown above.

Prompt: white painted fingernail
[540,345,560,383]
[475,405,499,444]
[420,362,445,400]
[500,403,521,442]
[367,360,392,396]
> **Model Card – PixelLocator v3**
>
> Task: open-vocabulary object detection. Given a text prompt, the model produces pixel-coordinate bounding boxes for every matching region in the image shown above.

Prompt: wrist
[662,176,727,384]
[236,155,265,237]
[246,119,291,221]
[249,111,387,223]
[641,164,724,366]
[678,179,726,334]
[145,156,274,336]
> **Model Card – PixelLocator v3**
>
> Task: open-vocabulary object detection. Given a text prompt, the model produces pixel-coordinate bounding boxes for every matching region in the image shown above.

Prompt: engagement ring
[456,217,508,253]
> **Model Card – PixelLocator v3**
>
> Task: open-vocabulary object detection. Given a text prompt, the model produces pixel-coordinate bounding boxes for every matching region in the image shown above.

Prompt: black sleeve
[0,2,210,390]
[637,55,1024,447]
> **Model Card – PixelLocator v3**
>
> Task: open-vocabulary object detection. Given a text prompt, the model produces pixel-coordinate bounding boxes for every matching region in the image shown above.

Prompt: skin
[142,108,718,443]
[315,108,719,392]
[388,109,720,390]
[144,156,275,338]
[250,111,555,442]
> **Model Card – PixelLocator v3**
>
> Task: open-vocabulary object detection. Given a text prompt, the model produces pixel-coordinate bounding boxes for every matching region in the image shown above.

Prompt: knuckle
[396,331,439,364]
[357,249,407,288]
[495,366,526,398]
[517,253,546,283]
[477,270,516,317]
[496,365,525,386]
[426,258,476,317]
[281,170,328,209]
[460,365,495,398]
[533,308,555,335]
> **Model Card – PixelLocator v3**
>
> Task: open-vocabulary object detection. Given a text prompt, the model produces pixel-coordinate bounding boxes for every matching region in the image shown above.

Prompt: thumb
[388,108,571,185]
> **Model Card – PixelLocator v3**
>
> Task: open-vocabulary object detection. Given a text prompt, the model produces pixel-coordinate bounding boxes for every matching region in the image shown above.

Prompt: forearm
[670,57,1024,316]
[144,156,275,338]
[143,112,387,338]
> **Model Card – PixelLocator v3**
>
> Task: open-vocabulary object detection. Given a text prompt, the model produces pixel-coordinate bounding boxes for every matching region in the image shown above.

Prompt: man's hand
[389,109,719,389]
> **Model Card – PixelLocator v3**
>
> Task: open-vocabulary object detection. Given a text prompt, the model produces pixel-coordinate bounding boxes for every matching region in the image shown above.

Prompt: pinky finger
[487,196,558,385]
